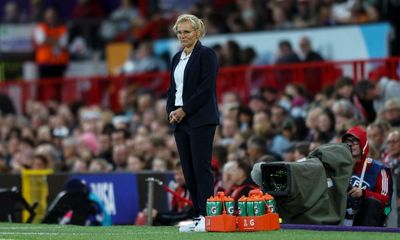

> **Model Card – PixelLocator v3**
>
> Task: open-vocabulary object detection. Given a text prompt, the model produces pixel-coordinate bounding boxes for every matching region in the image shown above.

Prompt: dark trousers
[353,197,386,226]
[174,121,216,217]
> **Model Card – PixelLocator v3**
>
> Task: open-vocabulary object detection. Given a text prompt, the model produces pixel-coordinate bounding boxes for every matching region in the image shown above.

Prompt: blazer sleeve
[182,48,218,115]
[166,54,179,117]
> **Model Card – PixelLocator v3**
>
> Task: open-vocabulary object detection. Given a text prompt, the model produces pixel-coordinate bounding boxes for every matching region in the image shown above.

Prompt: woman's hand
[169,108,186,124]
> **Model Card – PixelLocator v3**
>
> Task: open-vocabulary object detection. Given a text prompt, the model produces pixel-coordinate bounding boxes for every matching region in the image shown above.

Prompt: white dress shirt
[174,51,191,106]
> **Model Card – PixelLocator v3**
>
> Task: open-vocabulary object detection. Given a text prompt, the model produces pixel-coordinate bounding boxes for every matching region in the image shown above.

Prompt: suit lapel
[171,52,181,89]
[183,41,201,86]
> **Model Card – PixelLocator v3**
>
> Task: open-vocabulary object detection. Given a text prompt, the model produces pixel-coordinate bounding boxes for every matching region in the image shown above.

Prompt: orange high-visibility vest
[34,23,69,65]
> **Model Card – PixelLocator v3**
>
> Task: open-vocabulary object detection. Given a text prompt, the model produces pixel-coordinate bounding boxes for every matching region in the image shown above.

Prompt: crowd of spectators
[1,0,400,72]
[1,0,400,226]
[0,72,400,225]
[1,0,386,39]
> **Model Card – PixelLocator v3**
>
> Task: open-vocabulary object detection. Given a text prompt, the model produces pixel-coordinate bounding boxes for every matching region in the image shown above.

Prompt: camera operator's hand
[348,187,363,198]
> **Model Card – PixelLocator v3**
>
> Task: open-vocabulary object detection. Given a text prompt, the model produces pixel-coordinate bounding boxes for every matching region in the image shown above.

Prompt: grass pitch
[0,223,398,240]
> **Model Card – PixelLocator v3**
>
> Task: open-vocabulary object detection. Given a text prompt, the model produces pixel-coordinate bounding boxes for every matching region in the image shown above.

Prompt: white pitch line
[0,232,58,236]
[0,226,64,230]
[0,231,175,236]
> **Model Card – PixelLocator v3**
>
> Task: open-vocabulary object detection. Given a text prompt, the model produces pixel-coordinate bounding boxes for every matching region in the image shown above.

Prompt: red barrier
[0,57,399,113]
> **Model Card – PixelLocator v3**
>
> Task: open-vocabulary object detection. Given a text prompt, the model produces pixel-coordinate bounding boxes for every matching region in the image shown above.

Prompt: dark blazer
[166,41,219,128]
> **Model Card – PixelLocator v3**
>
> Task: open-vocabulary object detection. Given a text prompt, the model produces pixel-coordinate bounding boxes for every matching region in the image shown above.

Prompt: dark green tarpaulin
[263,143,353,225]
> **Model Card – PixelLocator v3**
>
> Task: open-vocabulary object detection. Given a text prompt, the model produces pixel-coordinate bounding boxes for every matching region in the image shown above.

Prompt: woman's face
[176,21,198,50]
[318,113,332,133]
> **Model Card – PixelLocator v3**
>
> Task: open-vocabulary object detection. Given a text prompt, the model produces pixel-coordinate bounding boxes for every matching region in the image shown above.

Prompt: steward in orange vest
[33,7,69,74]
[33,7,69,101]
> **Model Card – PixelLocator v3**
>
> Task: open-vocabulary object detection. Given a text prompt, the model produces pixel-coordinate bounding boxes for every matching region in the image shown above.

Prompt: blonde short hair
[173,14,205,38]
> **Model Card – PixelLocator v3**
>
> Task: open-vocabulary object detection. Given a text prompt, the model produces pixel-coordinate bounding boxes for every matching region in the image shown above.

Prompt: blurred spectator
[33,7,69,102]
[79,132,99,156]
[133,11,171,41]
[71,159,88,173]
[271,104,289,133]
[271,5,292,30]
[305,106,323,141]
[349,0,378,24]
[382,130,400,170]
[157,0,201,15]
[381,129,400,227]
[241,47,257,65]
[330,0,357,24]
[219,117,238,148]
[97,132,113,164]
[62,137,78,171]
[100,0,139,41]
[222,158,257,202]
[0,93,17,116]
[381,99,400,127]
[71,0,107,50]
[121,41,167,74]
[226,6,247,33]
[275,40,301,64]
[246,135,267,165]
[335,76,354,100]
[355,78,400,122]
[293,0,317,28]
[314,108,336,143]
[111,128,129,145]
[237,106,253,133]
[151,157,169,172]
[112,144,128,171]
[236,0,260,31]
[367,121,390,159]
[252,111,273,138]
[248,94,267,114]
[126,154,145,172]
[1,1,26,23]
[221,92,241,109]
[88,158,112,173]
[284,83,310,118]
[274,40,300,89]
[334,76,370,122]
[269,118,297,157]
[110,0,138,21]
[299,36,323,62]
[281,144,295,162]
[261,87,279,106]
[331,99,356,133]
[316,3,336,26]
[31,154,50,170]
[293,141,310,161]
[35,143,59,169]
[354,79,377,122]
[342,126,392,227]
[221,40,242,67]
[28,0,44,22]
[72,0,106,19]
[367,120,391,156]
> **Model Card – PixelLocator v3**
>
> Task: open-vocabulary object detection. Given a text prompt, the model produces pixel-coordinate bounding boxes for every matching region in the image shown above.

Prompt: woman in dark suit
[166,14,219,232]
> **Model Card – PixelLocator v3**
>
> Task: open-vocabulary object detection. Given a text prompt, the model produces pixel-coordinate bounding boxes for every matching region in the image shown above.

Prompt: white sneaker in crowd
[194,216,206,232]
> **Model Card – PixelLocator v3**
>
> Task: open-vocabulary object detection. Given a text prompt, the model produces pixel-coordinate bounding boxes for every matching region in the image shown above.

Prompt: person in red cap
[342,126,392,226]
